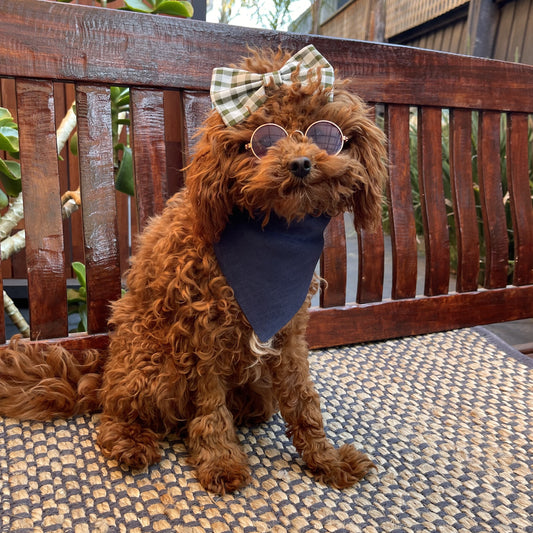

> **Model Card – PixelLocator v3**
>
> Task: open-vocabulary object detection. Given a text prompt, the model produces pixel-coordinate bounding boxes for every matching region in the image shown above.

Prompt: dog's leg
[271,327,374,488]
[227,374,277,426]
[96,332,187,470]
[187,372,250,494]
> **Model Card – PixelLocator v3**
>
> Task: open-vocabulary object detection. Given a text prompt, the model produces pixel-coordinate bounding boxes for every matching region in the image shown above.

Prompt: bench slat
[308,285,533,349]
[76,84,122,334]
[2,1,533,113]
[477,111,509,288]
[356,227,385,303]
[181,91,212,162]
[449,109,480,292]
[320,214,347,307]
[386,104,418,299]
[417,107,450,296]
[16,79,68,340]
[130,88,168,228]
[0,273,4,344]
[506,112,533,286]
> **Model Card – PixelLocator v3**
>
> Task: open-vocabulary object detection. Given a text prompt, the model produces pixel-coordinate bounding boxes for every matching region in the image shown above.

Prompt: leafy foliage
[121,0,194,16]
[0,108,21,205]
[67,262,88,332]
[110,86,134,195]
[241,0,293,30]
[58,0,193,17]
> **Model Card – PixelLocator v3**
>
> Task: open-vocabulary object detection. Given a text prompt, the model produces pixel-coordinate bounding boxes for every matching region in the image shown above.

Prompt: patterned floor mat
[1,327,532,532]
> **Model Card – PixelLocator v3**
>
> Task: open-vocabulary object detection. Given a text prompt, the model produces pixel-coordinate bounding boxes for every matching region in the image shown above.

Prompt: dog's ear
[185,113,235,243]
[347,114,388,232]
[329,87,388,231]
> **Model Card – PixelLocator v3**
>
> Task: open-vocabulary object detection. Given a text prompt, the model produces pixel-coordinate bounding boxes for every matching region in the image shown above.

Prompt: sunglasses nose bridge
[289,129,306,142]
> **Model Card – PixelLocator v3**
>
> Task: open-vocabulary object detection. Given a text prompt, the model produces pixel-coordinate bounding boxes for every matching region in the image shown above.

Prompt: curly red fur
[0,48,386,494]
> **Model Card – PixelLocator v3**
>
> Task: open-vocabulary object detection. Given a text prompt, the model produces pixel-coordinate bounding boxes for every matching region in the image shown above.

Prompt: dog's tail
[0,336,104,420]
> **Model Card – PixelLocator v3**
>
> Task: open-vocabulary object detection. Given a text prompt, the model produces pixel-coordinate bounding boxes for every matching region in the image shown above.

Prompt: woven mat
[1,328,532,533]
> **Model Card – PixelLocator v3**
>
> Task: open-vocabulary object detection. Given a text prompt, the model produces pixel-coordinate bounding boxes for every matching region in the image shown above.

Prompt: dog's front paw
[308,443,375,489]
[190,445,251,494]
[97,417,162,469]
[196,459,251,494]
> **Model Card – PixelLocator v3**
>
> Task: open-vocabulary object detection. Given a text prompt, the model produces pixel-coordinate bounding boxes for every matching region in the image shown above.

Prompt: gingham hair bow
[210,44,335,127]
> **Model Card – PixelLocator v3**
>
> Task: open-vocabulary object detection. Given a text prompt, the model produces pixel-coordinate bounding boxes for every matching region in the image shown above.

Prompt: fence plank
[386,104,418,299]
[417,107,450,296]
[16,79,68,339]
[449,109,479,292]
[130,88,167,229]
[477,111,508,288]
[506,112,533,285]
[76,84,122,334]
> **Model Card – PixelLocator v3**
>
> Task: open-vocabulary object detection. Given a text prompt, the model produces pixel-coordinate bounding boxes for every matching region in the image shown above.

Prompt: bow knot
[267,69,283,87]
[210,45,334,127]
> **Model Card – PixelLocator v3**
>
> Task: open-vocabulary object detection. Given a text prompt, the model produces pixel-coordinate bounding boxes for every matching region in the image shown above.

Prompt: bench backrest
[0,0,532,349]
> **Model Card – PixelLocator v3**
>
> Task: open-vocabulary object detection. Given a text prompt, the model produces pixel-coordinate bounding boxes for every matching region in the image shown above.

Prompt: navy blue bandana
[214,210,330,342]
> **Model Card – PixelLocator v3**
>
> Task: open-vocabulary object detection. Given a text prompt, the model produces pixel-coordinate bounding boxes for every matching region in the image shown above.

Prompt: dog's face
[187,49,387,242]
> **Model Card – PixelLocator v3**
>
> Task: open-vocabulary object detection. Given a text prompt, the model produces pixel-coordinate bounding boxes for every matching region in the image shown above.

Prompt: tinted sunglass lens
[306,121,344,155]
[251,124,287,158]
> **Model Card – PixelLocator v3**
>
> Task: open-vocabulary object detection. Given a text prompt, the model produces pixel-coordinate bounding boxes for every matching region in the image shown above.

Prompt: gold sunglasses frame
[245,120,348,159]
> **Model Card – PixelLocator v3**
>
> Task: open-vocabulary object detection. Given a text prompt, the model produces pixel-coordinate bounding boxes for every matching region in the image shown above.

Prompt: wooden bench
[0,0,532,352]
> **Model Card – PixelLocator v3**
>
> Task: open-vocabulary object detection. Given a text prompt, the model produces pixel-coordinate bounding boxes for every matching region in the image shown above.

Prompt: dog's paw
[196,461,251,494]
[310,444,375,489]
[97,418,162,469]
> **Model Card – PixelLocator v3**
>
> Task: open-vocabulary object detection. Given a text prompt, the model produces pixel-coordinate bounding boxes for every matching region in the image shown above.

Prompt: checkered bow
[210,44,335,127]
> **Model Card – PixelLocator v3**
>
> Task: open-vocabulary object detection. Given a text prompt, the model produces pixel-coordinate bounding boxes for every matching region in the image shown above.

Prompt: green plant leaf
[77,302,88,332]
[111,87,130,107]
[0,187,8,209]
[0,118,17,129]
[154,0,194,17]
[122,0,193,16]
[0,108,17,128]
[71,261,87,288]
[0,159,21,196]
[70,131,78,156]
[67,288,85,303]
[115,146,135,196]
[68,262,87,333]
[116,92,130,108]
[122,0,153,13]
[0,127,19,154]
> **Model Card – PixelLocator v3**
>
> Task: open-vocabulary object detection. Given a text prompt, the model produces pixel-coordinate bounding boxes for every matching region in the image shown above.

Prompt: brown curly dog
[0,47,386,494]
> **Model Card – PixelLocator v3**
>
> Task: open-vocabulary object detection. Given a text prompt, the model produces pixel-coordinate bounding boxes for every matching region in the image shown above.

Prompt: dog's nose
[289,157,312,178]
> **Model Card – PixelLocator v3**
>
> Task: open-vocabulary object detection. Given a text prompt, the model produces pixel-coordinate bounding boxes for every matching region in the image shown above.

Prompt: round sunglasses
[246,120,348,159]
